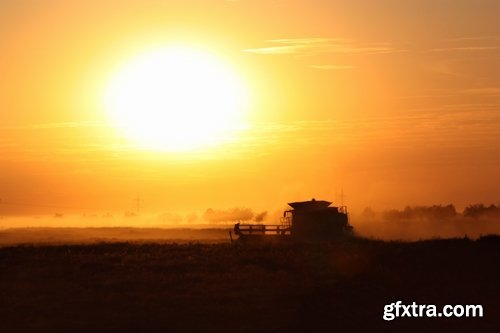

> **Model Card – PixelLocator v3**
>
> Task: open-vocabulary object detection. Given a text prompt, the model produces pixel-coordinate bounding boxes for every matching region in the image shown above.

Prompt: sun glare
[103,45,249,152]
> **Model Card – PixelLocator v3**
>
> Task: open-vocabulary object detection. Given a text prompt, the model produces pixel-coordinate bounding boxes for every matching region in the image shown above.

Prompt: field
[0,227,231,246]
[1,235,499,332]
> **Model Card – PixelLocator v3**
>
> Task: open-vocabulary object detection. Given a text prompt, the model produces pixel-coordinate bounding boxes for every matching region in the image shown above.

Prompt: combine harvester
[233,198,353,241]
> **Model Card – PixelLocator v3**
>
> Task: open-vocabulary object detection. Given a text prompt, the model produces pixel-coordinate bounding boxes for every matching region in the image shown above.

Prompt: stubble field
[1,236,499,332]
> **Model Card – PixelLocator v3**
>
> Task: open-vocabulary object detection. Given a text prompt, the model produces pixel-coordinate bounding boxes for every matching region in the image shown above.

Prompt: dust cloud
[353,204,500,240]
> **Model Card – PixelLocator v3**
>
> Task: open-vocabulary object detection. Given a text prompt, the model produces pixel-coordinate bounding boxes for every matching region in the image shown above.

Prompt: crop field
[1,236,499,332]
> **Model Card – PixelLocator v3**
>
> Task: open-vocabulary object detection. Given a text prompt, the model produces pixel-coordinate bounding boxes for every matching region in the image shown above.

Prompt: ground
[0,235,499,332]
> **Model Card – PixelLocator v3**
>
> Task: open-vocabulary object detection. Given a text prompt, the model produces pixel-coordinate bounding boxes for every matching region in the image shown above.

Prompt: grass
[0,237,499,332]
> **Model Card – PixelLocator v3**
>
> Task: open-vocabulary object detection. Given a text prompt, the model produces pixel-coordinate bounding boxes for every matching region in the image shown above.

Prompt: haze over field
[1,203,500,243]
[1,0,499,227]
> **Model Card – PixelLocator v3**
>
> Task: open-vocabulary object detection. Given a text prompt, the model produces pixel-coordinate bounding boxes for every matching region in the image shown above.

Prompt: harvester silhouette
[233,198,353,241]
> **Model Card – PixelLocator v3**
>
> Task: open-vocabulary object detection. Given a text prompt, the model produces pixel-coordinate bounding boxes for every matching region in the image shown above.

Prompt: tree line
[361,204,500,221]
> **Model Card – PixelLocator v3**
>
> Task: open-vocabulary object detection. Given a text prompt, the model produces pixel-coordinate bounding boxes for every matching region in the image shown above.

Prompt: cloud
[0,121,104,130]
[310,65,356,70]
[224,105,500,158]
[269,37,348,44]
[429,46,500,52]
[244,38,403,56]
[447,36,500,42]
[245,36,500,57]
[397,87,500,99]
[244,38,334,55]
[458,87,500,96]
[244,45,305,55]
[428,36,500,53]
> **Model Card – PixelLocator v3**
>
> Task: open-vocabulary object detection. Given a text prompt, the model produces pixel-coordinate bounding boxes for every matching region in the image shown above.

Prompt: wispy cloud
[0,138,17,149]
[396,87,500,99]
[244,38,403,56]
[310,65,355,70]
[458,87,500,96]
[234,108,500,155]
[429,46,500,52]
[428,36,500,53]
[0,121,104,130]
[244,45,303,55]
[2,114,500,163]
[269,38,348,44]
[447,36,500,42]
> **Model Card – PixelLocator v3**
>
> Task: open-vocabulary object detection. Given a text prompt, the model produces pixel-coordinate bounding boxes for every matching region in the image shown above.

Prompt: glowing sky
[0,0,499,217]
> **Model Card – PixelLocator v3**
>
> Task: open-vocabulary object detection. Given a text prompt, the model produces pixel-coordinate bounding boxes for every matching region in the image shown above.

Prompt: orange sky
[1,0,499,219]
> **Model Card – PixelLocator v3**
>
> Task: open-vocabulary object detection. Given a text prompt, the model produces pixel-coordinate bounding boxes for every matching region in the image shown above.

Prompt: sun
[103,45,249,152]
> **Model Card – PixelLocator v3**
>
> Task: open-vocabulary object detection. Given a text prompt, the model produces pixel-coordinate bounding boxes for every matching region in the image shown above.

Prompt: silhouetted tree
[382,209,401,222]
[382,204,457,221]
[203,207,254,224]
[463,204,500,219]
[432,204,457,220]
[360,207,376,220]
